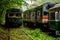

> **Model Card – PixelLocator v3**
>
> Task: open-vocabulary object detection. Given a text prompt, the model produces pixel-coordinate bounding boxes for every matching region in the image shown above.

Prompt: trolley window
[50,12,55,20]
[58,11,60,20]
[37,11,40,16]
[54,11,60,20]
[9,13,14,16]
[31,11,35,16]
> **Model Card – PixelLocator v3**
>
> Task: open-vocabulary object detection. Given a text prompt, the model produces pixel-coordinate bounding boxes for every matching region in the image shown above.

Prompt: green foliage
[23,27,55,40]
[10,0,23,8]
[10,0,22,4]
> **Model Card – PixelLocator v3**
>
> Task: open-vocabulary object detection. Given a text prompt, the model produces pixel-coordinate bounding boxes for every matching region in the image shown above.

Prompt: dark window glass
[58,11,60,20]
[50,13,55,20]
[46,4,55,10]
[44,11,48,15]
[16,13,21,16]
[9,13,14,16]
[46,5,50,10]
[16,14,19,16]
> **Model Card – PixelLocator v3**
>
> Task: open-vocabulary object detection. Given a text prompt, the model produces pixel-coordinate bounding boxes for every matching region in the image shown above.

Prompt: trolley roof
[6,8,22,14]
[49,3,60,13]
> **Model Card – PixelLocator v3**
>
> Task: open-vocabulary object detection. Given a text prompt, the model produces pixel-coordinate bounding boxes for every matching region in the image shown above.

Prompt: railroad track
[0,27,8,40]
[10,28,34,40]
[0,26,34,40]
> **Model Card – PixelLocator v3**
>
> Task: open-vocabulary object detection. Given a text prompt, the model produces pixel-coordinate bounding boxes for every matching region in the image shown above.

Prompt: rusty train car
[23,2,56,28]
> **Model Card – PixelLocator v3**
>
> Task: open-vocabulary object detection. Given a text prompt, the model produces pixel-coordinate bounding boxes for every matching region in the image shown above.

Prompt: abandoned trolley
[49,3,60,36]
[5,8,22,27]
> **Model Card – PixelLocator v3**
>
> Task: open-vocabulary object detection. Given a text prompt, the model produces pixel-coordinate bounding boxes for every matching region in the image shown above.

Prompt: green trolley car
[49,3,60,36]
[5,8,22,27]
